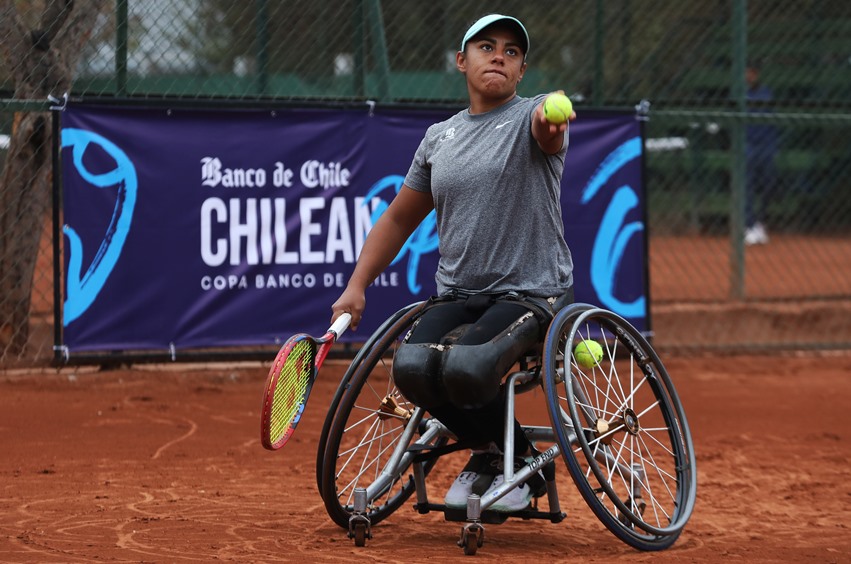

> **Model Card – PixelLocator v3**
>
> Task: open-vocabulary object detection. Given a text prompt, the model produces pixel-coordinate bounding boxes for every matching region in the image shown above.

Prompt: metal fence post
[730,0,748,300]
[366,0,391,101]
[116,0,128,97]
[354,0,366,98]
[255,0,270,97]
[592,0,604,106]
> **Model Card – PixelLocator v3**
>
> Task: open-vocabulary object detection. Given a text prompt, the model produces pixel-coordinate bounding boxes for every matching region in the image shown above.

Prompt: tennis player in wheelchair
[331,13,576,514]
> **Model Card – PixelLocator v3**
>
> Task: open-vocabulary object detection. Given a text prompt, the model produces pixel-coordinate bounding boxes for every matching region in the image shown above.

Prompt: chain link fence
[2,0,850,366]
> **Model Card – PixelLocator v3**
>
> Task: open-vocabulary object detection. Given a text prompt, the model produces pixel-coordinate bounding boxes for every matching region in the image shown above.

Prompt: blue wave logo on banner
[581,136,644,318]
[362,175,438,295]
[62,128,138,325]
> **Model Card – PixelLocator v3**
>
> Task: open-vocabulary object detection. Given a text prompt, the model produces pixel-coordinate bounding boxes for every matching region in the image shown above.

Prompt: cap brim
[460,14,529,57]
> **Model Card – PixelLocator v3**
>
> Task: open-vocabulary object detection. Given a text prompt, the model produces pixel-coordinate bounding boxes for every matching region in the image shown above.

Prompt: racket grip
[330,313,352,338]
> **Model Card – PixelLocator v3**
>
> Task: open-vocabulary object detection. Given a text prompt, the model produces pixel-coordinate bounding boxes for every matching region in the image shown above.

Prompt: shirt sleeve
[404,132,432,193]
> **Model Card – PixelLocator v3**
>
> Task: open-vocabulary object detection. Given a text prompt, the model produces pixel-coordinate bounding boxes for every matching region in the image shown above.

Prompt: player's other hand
[331,287,366,330]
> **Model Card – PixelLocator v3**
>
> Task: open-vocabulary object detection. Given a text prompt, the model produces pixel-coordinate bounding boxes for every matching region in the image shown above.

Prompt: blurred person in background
[744,61,778,245]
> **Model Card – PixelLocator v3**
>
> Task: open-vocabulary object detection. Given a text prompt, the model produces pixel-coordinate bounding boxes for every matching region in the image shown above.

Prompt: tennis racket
[260,313,351,450]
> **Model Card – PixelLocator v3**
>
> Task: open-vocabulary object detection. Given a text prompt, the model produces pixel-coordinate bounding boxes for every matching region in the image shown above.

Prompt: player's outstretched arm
[331,185,434,329]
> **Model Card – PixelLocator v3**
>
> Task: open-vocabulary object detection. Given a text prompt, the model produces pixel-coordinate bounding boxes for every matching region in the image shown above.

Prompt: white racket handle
[329,313,352,338]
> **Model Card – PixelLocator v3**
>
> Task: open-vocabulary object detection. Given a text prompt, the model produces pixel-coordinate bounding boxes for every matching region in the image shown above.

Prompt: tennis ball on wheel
[574,339,603,368]
[543,93,573,124]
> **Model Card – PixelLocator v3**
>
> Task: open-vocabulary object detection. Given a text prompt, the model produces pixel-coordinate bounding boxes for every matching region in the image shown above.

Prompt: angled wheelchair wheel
[320,302,448,529]
[315,302,424,499]
[543,306,697,551]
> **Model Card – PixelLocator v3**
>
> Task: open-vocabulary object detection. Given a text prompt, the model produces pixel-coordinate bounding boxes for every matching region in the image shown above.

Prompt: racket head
[260,334,318,450]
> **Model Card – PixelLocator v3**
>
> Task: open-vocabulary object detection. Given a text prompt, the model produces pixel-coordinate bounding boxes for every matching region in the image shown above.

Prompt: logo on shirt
[440,127,456,141]
[495,120,513,129]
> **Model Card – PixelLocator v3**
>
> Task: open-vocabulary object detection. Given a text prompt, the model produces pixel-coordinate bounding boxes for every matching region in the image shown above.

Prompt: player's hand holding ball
[543,92,574,124]
[537,91,575,143]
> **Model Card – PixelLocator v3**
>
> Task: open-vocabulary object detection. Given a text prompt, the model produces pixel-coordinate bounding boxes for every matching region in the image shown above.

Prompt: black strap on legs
[494,287,575,340]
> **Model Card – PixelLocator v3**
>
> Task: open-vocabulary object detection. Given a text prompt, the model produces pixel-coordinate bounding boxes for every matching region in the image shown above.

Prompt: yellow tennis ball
[543,93,573,124]
[574,339,603,369]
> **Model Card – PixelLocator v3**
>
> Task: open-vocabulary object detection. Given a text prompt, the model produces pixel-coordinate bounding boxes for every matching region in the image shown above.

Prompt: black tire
[320,303,446,529]
[543,305,697,551]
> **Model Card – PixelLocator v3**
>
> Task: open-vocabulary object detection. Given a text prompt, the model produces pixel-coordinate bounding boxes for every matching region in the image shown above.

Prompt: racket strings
[269,339,315,442]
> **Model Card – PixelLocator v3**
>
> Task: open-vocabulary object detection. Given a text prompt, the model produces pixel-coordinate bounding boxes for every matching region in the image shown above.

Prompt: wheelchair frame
[316,301,697,555]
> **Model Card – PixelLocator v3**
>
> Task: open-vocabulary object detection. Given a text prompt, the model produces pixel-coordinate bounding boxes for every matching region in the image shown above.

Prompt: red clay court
[1,353,849,562]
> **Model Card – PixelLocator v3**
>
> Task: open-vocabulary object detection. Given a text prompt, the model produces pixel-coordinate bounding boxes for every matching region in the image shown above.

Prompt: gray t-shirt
[404,94,574,297]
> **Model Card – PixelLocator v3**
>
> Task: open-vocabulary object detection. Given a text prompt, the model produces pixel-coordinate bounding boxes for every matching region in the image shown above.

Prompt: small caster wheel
[353,522,368,547]
[458,523,484,555]
[462,535,478,556]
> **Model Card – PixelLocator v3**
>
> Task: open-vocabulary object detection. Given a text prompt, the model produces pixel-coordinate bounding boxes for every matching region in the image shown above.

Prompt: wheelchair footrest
[415,503,566,525]
[444,507,509,525]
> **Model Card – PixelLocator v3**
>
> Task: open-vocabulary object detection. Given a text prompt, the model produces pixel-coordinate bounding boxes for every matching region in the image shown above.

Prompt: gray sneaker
[444,449,496,509]
[444,468,481,509]
[482,472,533,512]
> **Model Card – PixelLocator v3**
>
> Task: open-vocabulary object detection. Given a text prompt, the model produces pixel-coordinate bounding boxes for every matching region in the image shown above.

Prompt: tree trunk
[0,0,106,357]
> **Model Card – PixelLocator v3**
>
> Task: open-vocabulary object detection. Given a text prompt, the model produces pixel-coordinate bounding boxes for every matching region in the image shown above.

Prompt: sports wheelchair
[316,301,696,555]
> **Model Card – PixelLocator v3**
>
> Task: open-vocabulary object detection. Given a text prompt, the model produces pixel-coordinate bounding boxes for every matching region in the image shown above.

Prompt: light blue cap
[460,14,530,57]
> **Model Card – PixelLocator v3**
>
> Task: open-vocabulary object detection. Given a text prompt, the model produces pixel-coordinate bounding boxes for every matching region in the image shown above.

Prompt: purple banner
[61,104,645,352]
